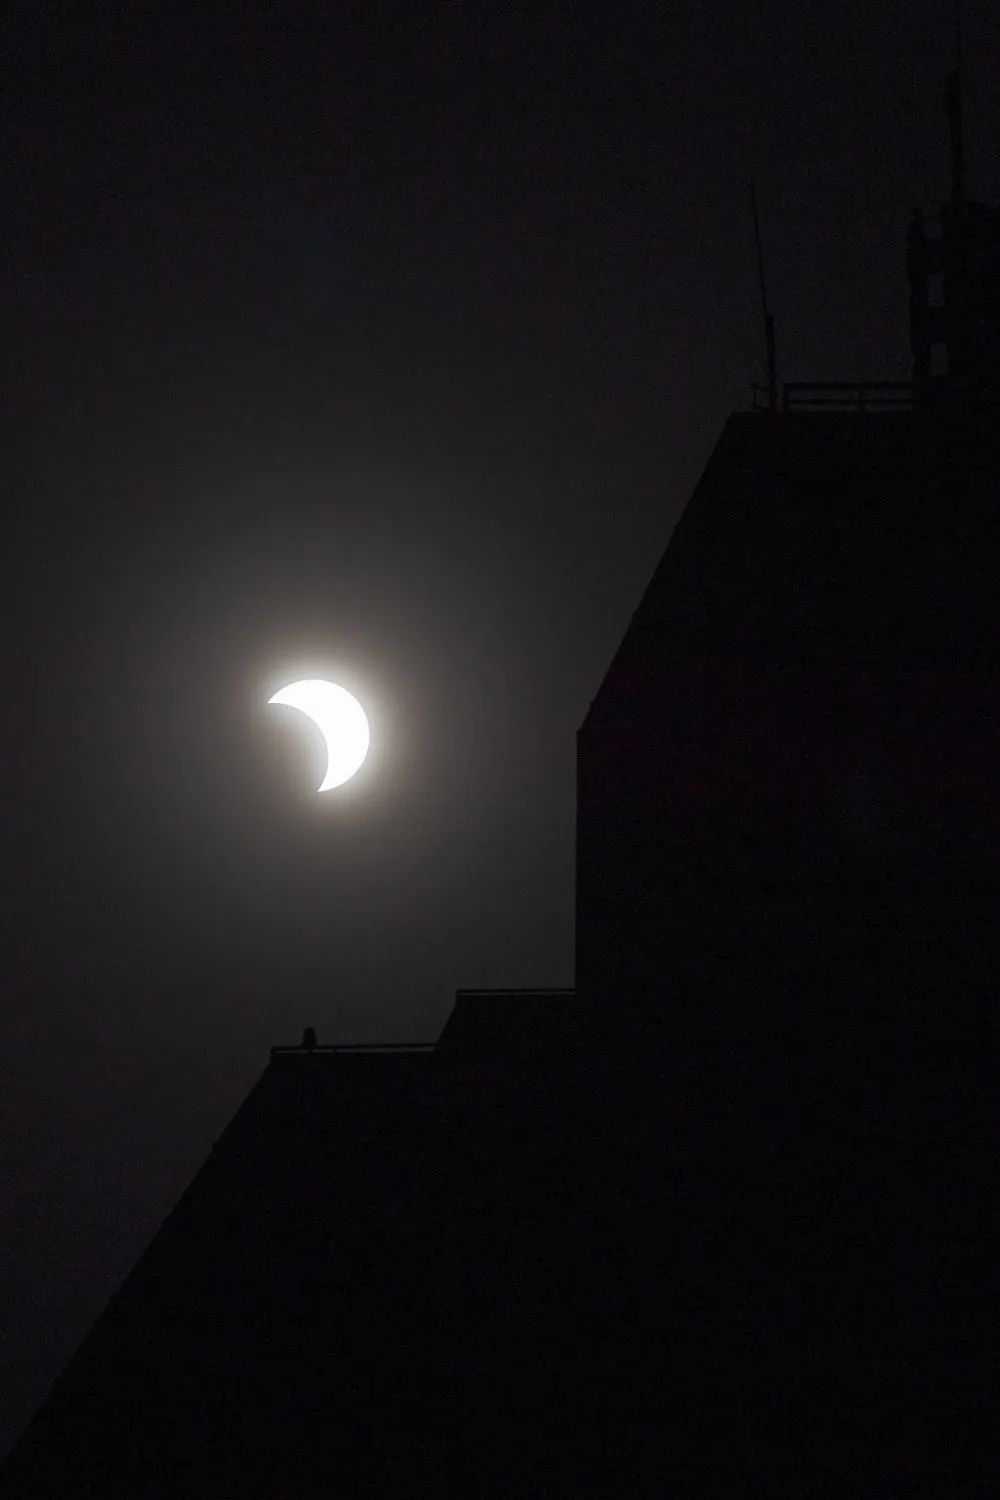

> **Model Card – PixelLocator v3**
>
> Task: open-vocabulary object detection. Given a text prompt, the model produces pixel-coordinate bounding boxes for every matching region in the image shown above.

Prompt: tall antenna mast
[750,178,778,411]
[947,1,965,203]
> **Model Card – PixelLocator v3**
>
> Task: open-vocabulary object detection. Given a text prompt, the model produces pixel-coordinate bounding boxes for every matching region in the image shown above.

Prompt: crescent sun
[267,680,370,791]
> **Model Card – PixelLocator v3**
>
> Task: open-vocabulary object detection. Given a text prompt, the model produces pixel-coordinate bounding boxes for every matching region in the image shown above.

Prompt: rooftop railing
[270,992,576,1056]
[752,381,915,412]
[270,1042,436,1055]
[453,987,575,998]
[783,381,915,412]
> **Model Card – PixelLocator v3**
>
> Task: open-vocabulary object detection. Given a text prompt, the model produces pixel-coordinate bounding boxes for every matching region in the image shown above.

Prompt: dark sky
[3,0,998,1456]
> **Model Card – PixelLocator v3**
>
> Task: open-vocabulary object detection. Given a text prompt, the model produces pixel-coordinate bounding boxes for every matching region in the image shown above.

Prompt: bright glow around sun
[267,679,370,791]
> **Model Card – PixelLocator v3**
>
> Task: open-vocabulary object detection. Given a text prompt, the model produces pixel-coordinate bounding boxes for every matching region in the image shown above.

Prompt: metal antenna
[947,1,965,202]
[750,178,778,411]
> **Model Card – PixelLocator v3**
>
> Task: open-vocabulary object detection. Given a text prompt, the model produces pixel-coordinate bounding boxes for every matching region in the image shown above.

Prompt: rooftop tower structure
[907,64,1000,402]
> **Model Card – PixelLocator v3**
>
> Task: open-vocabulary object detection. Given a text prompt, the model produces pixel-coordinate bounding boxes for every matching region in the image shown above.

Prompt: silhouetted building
[907,70,1000,401]
[1,1002,585,1497]
[578,409,1000,1043]
[4,103,998,1496]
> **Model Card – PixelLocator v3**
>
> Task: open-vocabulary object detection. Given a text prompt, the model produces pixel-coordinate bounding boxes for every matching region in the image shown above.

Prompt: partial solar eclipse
[267,680,370,791]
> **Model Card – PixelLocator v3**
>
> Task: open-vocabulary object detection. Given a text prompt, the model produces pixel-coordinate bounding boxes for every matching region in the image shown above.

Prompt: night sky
[3,0,998,1455]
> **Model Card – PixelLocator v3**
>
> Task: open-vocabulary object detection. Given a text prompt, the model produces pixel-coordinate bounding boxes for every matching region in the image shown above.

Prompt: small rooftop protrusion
[301,1026,318,1051]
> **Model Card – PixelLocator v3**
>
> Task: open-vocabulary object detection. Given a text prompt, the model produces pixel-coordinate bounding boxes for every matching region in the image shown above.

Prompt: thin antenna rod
[750,177,778,410]
[947,2,965,202]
